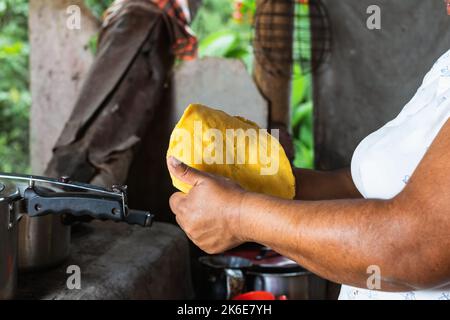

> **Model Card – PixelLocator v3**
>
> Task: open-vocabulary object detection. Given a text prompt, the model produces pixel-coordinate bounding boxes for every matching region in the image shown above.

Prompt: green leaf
[84,0,114,19]
[0,0,30,173]
[293,139,314,169]
[292,101,313,129]
[88,34,99,55]
[199,30,240,58]
[300,124,313,149]
[290,65,306,108]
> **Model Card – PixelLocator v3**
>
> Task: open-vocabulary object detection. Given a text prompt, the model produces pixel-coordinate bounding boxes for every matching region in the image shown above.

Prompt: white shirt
[339,49,450,300]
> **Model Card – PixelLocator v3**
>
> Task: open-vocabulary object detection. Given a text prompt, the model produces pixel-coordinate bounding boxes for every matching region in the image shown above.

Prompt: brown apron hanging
[45,0,177,187]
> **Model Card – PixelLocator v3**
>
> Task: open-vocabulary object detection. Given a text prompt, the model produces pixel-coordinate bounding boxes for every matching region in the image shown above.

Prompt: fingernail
[169,156,182,167]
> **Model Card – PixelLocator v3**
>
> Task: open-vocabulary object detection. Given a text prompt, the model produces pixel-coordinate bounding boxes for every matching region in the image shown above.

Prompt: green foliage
[84,0,114,19]
[198,28,254,71]
[193,0,314,168]
[191,0,235,41]
[0,0,30,173]
[193,0,254,71]
[291,64,314,169]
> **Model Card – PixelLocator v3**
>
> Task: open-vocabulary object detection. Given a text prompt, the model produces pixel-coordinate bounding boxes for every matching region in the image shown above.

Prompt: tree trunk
[29,0,99,174]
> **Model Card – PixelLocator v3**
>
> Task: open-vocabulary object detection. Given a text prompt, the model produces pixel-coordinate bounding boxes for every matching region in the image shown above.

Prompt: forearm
[294,168,362,200]
[237,193,440,292]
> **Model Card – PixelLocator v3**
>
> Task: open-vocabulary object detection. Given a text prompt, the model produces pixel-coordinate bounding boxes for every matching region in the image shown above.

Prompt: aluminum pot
[0,173,153,299]
[4,174,152,271]
[0,181,21,299]
[232,247,328,300]
[18,215,70,271]
[246,270,327,300]
[18,175,71,271]
[198,255,253,300]
[200,247,328,300]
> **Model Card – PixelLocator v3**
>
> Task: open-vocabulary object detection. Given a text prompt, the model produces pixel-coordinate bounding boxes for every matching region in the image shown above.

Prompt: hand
[167,157,247,254]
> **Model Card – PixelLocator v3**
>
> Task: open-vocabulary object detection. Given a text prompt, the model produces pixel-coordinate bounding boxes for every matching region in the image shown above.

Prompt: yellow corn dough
[167,104,296,199]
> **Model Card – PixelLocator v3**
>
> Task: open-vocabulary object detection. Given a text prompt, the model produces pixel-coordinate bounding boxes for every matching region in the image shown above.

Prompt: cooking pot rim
[199,255,254,270]
[246,270,312,277]
[0,181,21,203]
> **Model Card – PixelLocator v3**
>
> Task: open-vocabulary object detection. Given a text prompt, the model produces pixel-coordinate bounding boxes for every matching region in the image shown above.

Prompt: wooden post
[29,0,99,174]
[253,0,294,129]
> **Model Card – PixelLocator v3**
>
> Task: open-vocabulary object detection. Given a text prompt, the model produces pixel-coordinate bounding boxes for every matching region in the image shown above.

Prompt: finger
[167,156,208,187]
[169,192,186,215]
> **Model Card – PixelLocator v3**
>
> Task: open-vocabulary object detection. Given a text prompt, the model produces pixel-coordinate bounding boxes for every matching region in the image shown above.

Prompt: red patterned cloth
[103,0,198,60]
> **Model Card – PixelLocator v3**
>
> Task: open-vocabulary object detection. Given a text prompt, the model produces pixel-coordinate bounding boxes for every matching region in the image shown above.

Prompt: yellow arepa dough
[167,104,296,199]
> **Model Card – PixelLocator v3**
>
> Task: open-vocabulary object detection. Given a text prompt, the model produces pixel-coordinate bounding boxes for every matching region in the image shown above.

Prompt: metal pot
[237,247,328,300]
[0,181,22,299]
[198,255,253,300]
[18,215,70,271]
[246,270,327,300]
[0,173,154,299]
[199,247,327,300]
[18,176,75,270]
[11,174,153,270]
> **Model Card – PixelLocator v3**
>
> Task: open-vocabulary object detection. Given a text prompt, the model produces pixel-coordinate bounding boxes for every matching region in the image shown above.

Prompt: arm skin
[167,119,450,293]
[276,120,362,201]
[294,168,362,200]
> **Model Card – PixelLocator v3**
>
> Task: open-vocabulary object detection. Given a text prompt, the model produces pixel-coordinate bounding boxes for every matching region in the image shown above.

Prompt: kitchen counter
[16,221,194,300]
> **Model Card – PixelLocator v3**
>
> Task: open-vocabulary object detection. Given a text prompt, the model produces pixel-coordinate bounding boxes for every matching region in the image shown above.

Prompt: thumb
[167,156,207,187]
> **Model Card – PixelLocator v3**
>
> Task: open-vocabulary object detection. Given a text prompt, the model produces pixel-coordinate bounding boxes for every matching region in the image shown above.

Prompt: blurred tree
[0,0,30,173]
[84,0,114,19]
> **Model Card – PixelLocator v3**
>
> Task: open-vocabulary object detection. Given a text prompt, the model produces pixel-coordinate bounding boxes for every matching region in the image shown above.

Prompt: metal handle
[126,210,154,227]
[24,188,152,227]
[6,199,24,230]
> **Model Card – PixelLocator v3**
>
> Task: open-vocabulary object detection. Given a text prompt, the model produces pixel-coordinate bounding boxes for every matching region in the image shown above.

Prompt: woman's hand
[167,157,247,254]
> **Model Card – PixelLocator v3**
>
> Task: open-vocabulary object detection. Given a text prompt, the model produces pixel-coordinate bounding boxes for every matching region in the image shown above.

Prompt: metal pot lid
[0,180,20,202]
[199,255,253,270]
[225,247,303,273]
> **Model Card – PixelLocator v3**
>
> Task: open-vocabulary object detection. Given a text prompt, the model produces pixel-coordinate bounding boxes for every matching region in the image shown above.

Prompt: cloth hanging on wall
[45,0,177,186]
[103,0,197,60]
